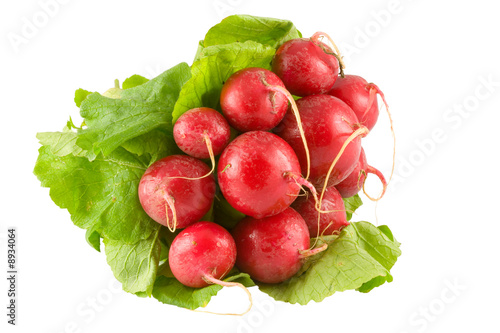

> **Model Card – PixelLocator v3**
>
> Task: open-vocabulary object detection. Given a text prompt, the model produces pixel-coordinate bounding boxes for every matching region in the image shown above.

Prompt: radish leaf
[104,227,162,296]
[85,225,101,252]
[152,271,254,310]
[257,222,401,304]
[34,140,158,243]
[343,194,363,221]
[204,15,301,49]
[122,74,149,90]
[77,63,191,158]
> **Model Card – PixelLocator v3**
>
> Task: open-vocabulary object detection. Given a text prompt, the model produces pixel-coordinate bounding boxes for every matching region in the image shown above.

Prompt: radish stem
[299,243,328,258]
[366,83,396,188]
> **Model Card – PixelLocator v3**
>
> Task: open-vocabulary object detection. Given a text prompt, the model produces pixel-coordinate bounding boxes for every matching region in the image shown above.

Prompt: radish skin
[232,207,310,284]
[328,75,380,131]
[138,155,215,230]
[173,107,231,159]
[293,186,349,236]
[220,68,289,132]
[272,38,340,96]
[169,221,236,288]
[335,148,387,200]
[217,131,304,219]
[274,94,363,187]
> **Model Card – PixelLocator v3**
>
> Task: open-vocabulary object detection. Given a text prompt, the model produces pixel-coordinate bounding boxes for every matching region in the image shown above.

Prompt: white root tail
[164,193,177,233]
[310,31,346,71]
[167,133,215,181]
[193,274,253,316]
[310,126,369,247]
[362,165,388,201]
[366,83,396,188]
[299,243,328,259]
[264,84,312,181]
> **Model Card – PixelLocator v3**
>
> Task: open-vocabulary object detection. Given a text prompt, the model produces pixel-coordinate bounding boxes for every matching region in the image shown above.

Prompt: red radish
[221,67,313,179]
[138,155,215,231]
[329,76,395,196]
[274,94,367,187]
[292,186,349,237]
[272,32,344,96]
[335,148,387,199]
[168,221,253,314]
[220,67,289,132]
[169,221,236,288]
[217,131,314,219]
[232,207,318,284]
[328,75,385,131]
[173,107,230,159]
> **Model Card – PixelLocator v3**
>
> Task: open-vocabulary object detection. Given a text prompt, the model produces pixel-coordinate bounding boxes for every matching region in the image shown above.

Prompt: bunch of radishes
[137,32,391,296]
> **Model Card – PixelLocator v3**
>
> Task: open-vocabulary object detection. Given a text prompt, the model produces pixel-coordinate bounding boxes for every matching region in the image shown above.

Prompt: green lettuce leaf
[193,40,205,62]
[355,224,400,293]
[204,15,301,48]
[152,270,255,310]
[356,275,391,293]
[104,227,161,296]
[172,41,275,123]
[102,80,123,99]
[36,129,91,158]
[257,222,401,304]
[343,194,363,221]
[66,117,83,130]
[85,225,101,252]
[77,62,191,158]
[122,75,149,90]
[120,128,181,164]
[74,88,93,107]
[73,74,149,112]
[34,137,158,243]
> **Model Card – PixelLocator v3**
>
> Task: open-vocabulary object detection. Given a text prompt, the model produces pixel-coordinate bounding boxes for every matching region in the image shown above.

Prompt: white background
[1,0,499,332]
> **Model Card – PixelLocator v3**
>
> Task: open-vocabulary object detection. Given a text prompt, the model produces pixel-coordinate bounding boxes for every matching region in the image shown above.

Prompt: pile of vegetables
[34,15,401,311]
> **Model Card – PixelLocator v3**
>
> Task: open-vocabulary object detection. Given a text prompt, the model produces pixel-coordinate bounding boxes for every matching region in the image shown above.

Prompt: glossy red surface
[292,186,349,236]
[169,221,236,288]
[217,131,301,219]
[220,67,288,132]
[138,155,215,229]
[274,94,362,187]
[328,75,379,131]
[232,207,310,284]
[335,148,368,198]
[335,148,386,199]
[272,38,339,96]
[173,107,231,159]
